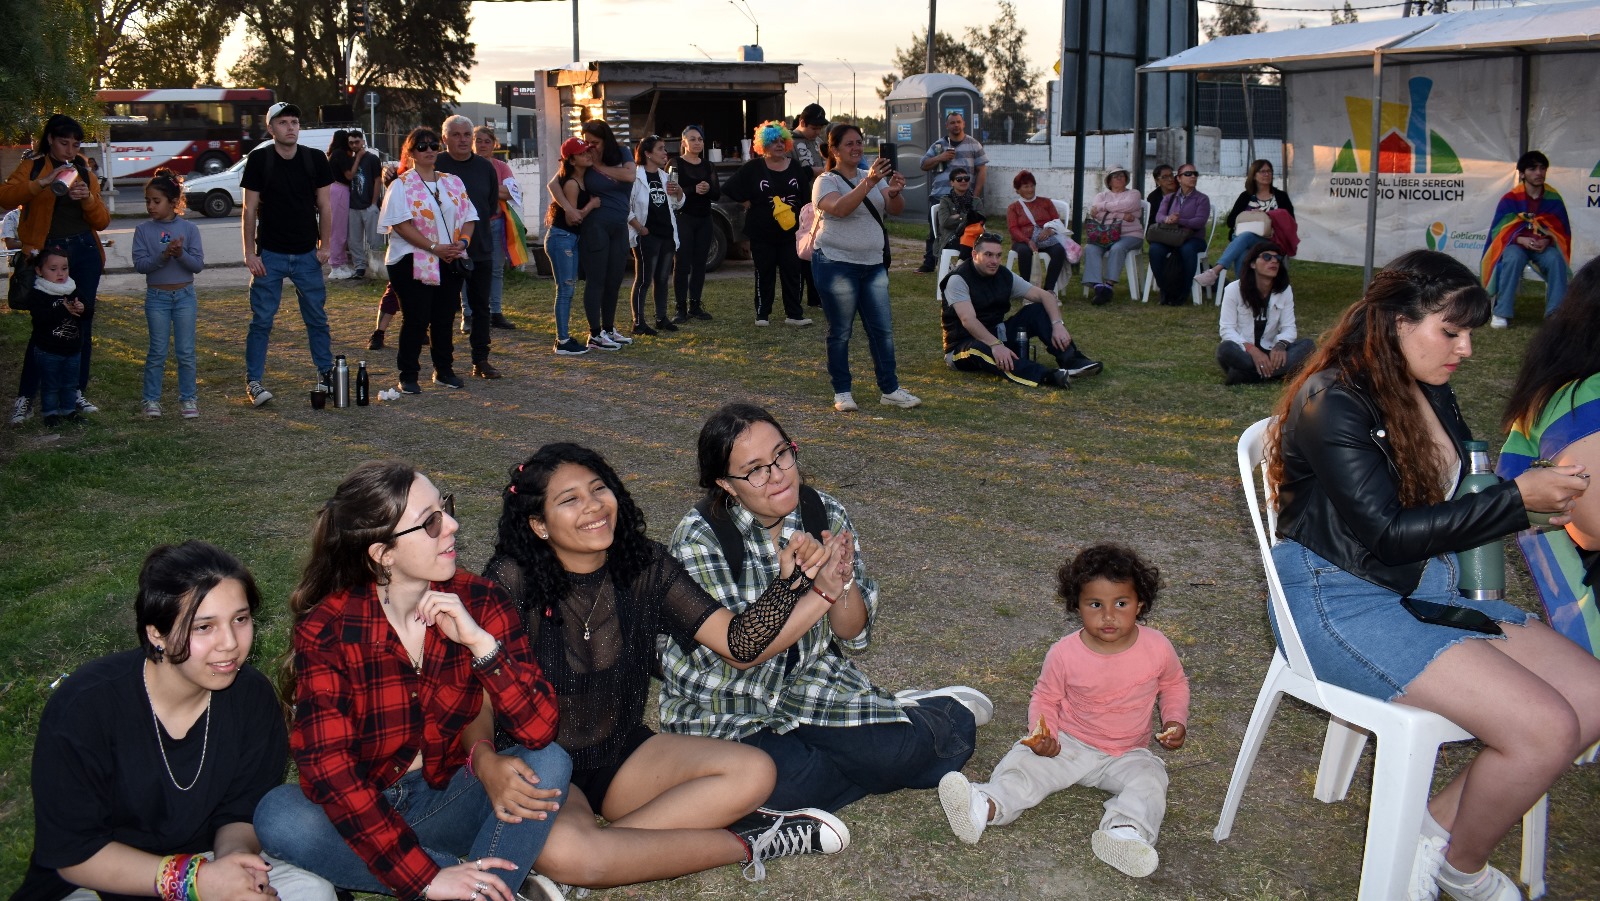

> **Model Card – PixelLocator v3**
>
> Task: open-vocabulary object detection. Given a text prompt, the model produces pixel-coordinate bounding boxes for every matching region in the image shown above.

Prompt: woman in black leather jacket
[1265,249,1597,901]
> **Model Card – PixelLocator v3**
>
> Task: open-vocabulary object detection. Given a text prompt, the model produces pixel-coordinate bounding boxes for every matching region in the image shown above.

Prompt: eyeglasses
[1257,252,1284,263]
[951,175,971,183]
[1178,171,1198,177]
[726,443,799,489]
[392,494,455,540]
[413,141,441,152]
[1157,172,1176,180]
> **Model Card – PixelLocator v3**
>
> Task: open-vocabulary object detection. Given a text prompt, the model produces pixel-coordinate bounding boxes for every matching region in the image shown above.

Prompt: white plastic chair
[1217,418,1548,901]
[1142,204,1222,306]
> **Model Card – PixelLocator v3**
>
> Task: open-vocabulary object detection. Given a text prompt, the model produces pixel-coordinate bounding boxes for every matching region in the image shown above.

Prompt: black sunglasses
[413,140,442,152]
[393,494,455,540]
[1257,252,1284,263]
[951,175,971,182]
[1178,171,1198,177]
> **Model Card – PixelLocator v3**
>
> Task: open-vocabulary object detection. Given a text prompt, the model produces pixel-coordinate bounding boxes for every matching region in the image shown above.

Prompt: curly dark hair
[492,443,656,606]
[1056,542,1162,622]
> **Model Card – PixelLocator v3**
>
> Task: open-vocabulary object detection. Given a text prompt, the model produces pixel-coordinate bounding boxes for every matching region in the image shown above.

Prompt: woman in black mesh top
[475,443,851,896]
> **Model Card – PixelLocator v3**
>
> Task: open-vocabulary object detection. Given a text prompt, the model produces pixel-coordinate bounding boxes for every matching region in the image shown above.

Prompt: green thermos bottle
[1455,439,1505,600]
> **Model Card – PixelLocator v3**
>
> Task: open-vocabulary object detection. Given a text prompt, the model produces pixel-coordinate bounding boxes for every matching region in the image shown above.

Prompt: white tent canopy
[1139,1,1600,283]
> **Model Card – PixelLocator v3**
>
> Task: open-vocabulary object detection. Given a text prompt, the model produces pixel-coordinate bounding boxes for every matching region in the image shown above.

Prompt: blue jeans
[739,696,975,813]
[1216,232,1265,274]
[813,250,900,395]
[1146,236,1209,299]
[1492,243,1570,320]
[143,285,198,403]
[33,347,80,417]
[544,227,579,341]
[1081,235,1144,286]
[255,744,572,894]
[17,229,101,400]
[461,220,507,317]
[246,249,333,383]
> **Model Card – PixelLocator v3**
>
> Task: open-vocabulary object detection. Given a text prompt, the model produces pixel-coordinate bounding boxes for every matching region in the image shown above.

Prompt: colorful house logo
[1425,221,1449,251]
[1333,77,1462,175]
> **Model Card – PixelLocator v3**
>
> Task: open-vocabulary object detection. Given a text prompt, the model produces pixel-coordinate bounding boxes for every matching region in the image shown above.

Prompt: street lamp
[836,57,857,122]
[728,0,759,46]
[808,74,824,105]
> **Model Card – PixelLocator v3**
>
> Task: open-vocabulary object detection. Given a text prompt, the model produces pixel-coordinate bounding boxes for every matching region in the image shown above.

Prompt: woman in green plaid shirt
[660,403,995,813]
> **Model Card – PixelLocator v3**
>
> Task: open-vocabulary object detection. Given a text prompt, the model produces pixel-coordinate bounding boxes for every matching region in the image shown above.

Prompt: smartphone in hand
[880,143,898,173]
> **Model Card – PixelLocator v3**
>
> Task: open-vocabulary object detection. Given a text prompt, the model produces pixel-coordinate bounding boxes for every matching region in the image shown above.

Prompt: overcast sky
[217,0,1420,116]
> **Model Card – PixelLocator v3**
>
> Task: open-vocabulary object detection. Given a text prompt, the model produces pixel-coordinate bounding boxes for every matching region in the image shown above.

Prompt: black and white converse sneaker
[729,807,850,881]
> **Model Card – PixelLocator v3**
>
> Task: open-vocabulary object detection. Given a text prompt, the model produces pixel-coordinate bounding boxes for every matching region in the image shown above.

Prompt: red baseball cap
[561,137,589,158]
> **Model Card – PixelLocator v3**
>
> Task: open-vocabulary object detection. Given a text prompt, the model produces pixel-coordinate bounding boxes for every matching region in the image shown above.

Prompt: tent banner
[1527,53,1600,273]
[1286,58,1522,272]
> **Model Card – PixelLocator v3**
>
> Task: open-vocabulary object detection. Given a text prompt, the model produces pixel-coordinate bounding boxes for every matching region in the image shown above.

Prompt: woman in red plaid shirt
[254,461,571,901]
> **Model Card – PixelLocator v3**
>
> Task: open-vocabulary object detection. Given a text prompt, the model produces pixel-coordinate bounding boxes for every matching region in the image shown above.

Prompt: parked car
[183,129,365,218]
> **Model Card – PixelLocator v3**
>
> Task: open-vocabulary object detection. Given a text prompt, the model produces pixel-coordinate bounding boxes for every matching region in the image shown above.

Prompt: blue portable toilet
[885,73,983,219]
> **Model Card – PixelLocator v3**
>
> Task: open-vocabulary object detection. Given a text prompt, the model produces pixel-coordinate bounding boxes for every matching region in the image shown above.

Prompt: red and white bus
[98,88,276,180]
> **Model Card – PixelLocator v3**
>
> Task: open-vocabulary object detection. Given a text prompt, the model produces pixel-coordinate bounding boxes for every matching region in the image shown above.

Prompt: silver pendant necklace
[145,667,211,792]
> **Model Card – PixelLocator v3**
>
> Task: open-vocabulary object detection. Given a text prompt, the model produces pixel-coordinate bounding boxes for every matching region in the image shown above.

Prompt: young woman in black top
[475,444,849,893]
[671,126,720,323]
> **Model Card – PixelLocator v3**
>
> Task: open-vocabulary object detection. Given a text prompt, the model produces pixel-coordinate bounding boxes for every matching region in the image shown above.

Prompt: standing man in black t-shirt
[239,102,335,407]
[344,129,382,279]
[436,114,502,379]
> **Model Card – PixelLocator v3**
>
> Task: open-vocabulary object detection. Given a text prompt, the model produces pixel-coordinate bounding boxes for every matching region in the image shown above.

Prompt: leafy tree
[100,0,243,88]
[229,0,472,121]
[878,29,987,100]
[972,1,1041,143]
[1203,0,1265,41]
[1,0,98,143]
[1331,1,1360,24]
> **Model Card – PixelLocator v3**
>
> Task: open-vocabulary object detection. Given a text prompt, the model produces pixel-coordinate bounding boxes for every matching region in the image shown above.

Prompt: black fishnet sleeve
[657,552,816,663]
[483,554,539,645]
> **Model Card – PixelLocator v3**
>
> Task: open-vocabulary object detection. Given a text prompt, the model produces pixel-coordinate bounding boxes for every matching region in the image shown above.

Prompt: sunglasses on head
[392,494,455,540]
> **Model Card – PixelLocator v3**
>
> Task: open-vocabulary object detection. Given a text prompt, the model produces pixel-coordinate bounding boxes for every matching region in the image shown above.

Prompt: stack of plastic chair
[1215,417,1548,900]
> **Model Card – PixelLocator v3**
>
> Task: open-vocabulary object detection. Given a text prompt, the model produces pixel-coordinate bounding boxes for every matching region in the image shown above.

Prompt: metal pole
[1071,0,1090,239]
[571,0,579,63]
[1363,51,1384,288]
[837,58,857,123]
[926,0,937,74]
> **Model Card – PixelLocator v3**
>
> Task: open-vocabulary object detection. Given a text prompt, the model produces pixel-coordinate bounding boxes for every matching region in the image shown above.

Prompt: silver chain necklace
[145,668,211,792]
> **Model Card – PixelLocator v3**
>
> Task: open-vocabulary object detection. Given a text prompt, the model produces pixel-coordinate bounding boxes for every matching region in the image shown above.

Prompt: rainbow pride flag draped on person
[1497,374,1600,655]
[501,199,530,268]
[1480,183,1572,295]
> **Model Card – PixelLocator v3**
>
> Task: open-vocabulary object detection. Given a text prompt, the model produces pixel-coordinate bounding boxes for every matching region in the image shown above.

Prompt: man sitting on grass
[940,231,1103,390]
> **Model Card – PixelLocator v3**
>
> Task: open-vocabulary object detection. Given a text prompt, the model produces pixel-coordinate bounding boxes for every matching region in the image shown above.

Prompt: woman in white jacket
[628,135,683,336]
[1215,241,1314,385]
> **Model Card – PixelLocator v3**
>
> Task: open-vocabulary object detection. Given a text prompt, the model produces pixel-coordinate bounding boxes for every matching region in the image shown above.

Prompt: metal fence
[1196,80,1286,141]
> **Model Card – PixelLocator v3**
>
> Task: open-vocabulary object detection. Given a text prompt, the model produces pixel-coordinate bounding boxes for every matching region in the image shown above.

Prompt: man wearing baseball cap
[238,101,336,406]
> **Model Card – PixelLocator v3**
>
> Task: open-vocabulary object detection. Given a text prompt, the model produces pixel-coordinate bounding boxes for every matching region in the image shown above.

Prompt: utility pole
[925,1,937,74]
[837,58,857,122]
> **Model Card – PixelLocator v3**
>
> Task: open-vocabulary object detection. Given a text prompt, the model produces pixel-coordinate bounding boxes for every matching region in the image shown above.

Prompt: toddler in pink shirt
[938,543,1189,877]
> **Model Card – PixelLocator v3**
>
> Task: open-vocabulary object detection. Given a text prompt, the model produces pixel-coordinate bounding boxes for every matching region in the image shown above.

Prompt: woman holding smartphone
[1265,249,1598,901]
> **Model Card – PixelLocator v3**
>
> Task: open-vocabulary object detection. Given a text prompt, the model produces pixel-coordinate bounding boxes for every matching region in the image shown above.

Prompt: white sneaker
[75,392,100,414]
[603,329,633,345]
[519,873,570,900]
[938,771,989,844]
[180,399,199,419]
[1409,834,1446,901]
[142,401,162,418]
[587,333,621,352]
[1092,825,1159,878]
[879,387,922,409]
[329,265,354,280]
[1437,860,1521,901]
[895,686,994,726]
[1490,315,1509,329]
[1194,267,1221,288]
[833,392,858,412]
[784,317,813,326]
[11,396,33,425]
[755,318,770,327]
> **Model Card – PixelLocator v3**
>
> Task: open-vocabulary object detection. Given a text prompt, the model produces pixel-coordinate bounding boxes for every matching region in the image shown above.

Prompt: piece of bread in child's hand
[1156,724,1180,742]
[1019,716,1051,751]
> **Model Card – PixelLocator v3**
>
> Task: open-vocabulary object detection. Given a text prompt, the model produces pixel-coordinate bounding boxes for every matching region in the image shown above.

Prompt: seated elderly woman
[475,442,848,895]
[1080,165,1145,304]
[1498,254,1600,649]
[12,541,335,901]
[657,402,994,814]
[1005,170,1070,292]
[1266,249,1598,901]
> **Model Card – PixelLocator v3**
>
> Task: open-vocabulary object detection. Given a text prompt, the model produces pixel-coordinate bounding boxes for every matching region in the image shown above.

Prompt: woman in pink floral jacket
[379,127,479,394]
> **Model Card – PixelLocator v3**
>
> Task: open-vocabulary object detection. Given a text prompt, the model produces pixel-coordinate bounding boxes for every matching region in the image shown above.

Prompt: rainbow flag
[1497,375,1600,655]
[501,200,530,268]
[1480,183,1572,294]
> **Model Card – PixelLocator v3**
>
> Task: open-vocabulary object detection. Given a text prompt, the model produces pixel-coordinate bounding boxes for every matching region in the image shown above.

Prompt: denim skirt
[1269,540,1533,701]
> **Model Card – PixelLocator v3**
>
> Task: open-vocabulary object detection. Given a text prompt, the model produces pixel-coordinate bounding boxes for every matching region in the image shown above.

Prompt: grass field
[1,240,1594,900]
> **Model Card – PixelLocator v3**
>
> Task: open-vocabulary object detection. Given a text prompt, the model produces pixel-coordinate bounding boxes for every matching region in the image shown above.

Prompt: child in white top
[938,542,1190,878]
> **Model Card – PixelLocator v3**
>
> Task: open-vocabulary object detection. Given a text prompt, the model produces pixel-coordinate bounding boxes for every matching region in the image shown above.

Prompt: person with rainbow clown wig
[1481,150,1572,328]
[721,120,814,327]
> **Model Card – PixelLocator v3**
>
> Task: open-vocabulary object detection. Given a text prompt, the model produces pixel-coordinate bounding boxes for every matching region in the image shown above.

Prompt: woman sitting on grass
[476,443,848,896]
[254,461,569,901]
[11,541,334,901]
